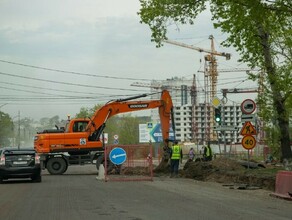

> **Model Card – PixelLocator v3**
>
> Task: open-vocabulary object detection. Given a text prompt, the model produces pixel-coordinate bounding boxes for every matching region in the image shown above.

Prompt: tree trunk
[258,25,292,160]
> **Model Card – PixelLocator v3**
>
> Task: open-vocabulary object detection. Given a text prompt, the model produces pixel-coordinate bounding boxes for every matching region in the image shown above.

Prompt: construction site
[132,35,265,157]
[122,35,289,192]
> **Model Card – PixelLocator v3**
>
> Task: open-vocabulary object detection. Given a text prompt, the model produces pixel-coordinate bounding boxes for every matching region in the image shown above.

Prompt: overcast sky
[0,0,257,121]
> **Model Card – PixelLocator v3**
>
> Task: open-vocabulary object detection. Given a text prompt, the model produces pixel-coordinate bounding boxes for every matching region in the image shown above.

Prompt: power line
[0,59,153,81]
[0,81,122,96]
[0,85,78,97]
[0,71,147,92]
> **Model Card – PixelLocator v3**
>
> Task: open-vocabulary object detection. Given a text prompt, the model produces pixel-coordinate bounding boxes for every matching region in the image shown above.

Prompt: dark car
[0,148,41,183]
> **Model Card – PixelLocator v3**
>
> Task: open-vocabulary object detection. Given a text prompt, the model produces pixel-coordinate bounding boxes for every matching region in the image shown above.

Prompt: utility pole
[18,111,20,149]
[221,97,227,156]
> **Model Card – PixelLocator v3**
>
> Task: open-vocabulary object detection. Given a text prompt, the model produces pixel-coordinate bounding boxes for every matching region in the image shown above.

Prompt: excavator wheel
[47,157,67,175]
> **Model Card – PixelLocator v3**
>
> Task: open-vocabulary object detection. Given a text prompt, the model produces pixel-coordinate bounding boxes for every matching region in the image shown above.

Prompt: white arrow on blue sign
[109,147,127,165]
[150,123,175,143]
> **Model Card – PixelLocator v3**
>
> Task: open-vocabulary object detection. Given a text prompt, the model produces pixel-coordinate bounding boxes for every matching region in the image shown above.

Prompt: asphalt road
[0,165,291,220]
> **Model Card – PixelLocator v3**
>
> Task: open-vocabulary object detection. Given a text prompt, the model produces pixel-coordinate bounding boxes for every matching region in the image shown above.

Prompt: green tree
[103,117,119,144]
[19,117,35,147]
[75,105,102,119]
[139,0,292,160]
[37,115,61,131]
[118,115,140,145]
[0,111,14,147]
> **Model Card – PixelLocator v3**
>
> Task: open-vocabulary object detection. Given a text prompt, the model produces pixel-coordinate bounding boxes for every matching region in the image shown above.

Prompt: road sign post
[241,135,256,170]
[240,99,257,167]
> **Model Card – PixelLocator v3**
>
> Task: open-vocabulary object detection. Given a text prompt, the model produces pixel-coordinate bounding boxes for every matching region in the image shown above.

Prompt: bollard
[96,164,105,181]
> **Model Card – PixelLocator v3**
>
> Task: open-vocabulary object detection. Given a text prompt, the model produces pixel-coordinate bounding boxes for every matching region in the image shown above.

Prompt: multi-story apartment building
[150,78,246,144]
[150,77,192,122]
[173,103,243,144]
[173,104,193,142]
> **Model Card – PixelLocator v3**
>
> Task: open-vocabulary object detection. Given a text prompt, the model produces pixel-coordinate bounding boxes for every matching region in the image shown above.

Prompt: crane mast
[164,35,231,143]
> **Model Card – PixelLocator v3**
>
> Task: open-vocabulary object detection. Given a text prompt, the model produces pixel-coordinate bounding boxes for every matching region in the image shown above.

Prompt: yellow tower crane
[163,35,231,143]
[163,35,231,102]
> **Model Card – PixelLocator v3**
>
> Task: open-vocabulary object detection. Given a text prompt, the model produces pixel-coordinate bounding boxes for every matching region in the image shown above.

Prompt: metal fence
[104,144,153,182]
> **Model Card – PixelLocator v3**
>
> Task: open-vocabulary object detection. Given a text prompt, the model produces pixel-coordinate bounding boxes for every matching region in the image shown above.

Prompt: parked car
[0,148,41,183]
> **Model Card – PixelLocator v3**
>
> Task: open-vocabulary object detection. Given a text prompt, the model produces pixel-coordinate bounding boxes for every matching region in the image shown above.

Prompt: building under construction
[132,35,262,146]
[133,77,248,145]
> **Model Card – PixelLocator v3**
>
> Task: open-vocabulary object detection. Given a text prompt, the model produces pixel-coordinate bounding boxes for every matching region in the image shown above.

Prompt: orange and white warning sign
[240,121,257,136]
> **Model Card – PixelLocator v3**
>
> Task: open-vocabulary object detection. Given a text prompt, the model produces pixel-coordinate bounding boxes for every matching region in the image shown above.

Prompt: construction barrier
[270,171,292,200]
[104,144,153,182]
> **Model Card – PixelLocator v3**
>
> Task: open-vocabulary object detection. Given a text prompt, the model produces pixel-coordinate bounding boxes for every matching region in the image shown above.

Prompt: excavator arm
[86,90,174,147]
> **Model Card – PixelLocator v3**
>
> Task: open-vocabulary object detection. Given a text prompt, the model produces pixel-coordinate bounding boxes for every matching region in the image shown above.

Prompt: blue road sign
[109,147,127,165]
[150,123,175,143]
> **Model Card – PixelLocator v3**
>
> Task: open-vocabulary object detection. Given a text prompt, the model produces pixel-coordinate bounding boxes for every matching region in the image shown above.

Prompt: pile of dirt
[181,157,276,191]
[182,157,244,179]
[122,166,149,175]
[110,157,277,191]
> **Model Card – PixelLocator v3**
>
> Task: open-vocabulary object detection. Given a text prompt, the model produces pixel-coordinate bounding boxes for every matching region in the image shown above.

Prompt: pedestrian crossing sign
[240,121,257,136]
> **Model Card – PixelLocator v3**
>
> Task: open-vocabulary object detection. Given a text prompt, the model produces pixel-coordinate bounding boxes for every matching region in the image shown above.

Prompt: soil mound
[181,157,276,191]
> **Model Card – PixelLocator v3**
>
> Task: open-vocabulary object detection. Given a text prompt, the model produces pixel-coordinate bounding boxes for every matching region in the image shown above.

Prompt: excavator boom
[35,90,174,154]
[86,90,174,146]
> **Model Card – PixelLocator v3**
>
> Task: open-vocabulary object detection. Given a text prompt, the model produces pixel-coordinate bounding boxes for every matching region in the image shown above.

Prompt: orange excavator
[34,90,174,174]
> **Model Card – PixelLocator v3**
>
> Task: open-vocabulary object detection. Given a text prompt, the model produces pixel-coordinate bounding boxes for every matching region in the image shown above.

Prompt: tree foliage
[0,111,14,147]
[75,104,102,119]
[18,117,35,147]
[139,0,292,160]
[38,115,61,130]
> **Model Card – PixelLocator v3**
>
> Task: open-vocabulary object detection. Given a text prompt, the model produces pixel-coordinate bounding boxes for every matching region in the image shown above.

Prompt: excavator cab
[72,121,88,132]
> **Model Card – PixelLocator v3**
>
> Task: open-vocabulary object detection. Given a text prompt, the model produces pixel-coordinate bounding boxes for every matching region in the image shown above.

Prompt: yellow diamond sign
[211,97,221,108]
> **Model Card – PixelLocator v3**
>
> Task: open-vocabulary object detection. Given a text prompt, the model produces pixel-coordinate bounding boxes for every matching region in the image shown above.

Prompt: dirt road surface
[0,165,291,220]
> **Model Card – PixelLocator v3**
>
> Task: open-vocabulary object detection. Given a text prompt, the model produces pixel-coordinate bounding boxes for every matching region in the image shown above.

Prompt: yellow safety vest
[171,145,181,160]
[206,146,212,157]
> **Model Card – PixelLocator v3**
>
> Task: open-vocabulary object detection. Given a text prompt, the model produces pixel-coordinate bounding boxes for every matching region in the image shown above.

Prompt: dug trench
[181,158,277,191]
[114,157,278,191]
[156,157,278,191]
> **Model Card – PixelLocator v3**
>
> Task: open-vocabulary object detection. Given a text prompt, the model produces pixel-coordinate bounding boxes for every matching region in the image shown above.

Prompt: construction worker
[188,147,195,162]
[203,142,213,161]
[170,140,183,178]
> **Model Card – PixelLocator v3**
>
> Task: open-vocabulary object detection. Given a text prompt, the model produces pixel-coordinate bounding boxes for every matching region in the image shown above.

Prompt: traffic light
[214,108,221,123]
